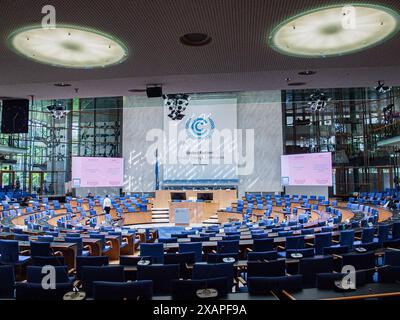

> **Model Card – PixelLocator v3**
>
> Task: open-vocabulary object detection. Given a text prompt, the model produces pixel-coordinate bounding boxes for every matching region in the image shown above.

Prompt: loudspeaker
[146,86,163,98]
[1,99,29,134]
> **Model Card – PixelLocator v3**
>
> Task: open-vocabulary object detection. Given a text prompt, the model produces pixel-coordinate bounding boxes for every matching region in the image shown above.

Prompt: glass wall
[0,97,122,196]
[282,87,400,196]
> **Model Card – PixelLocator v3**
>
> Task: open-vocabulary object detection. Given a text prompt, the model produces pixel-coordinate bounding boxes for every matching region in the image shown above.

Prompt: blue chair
[192,263,234,293]
[137,264,180,295]
[341,252,376,282]
[247,260,286,277]
[285,236,305,250]
[360,228,375,244]
[248,275,303,294]
[81,266,125,297]
[14,234,29,241]
[384,250,400,266]
[179,242,202,262]
[248,251,278,261]
[65,237,90,256]
[0,240,31,265]
[391,222,400,240]
[76,256,109,280]
[37,236,54,243]
[339,230,354,249]
[217,240,239,254]
[93,280,153,300]
[108,231,128,249]
[27,266,73,284]
[314,233,332,255]
[252,238,274,252]
[298,256,334,288]
[90,234,111,254]
[15,282,72,300]
[378,225,389,243]
[140,243,164,264]
[0,265,15,298]
[30,241,54,257]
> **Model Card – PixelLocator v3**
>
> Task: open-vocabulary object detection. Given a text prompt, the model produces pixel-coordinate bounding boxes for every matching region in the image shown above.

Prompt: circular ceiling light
[298,70,317,76]
[269,4,400,58]
[54,82,71,87]
[8,25,128,68]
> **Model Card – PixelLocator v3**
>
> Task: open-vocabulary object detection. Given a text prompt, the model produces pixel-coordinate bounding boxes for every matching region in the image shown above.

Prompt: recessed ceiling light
[54,82,71,87]
[269,4,400,58]
[8,25,128,68]
[288,82,307,86]
[180,33,212,46]
[128,89,146,93]
[298,71,316,76]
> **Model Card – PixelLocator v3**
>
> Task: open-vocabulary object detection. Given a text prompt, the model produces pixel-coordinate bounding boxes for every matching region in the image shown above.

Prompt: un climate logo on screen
[185,115,216,139]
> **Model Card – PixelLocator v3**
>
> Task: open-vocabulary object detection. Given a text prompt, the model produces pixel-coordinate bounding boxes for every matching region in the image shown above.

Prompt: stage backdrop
[163,97,238,185]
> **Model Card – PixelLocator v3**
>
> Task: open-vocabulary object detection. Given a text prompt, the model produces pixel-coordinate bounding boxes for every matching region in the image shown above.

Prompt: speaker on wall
[1,99,29,134]
[146,86,163,98]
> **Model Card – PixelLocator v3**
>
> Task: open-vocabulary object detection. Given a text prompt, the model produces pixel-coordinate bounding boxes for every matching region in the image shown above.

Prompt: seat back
[252,238,274,252]
[314,233,332,255]
[30,241,53,257]
[0,240,20,263]
[392,222,400,240]
[192,263,234,293]
[378,224,389,243]
[179,242,202,262]
[361,228,374,244]
[248,275,303,294]
[298,256,334,287]
[140,243,164,264]
[137,264,180,295]
[285,236,305,250]
[385,250,400,267]
[93,280,153,300]
[27,266,70,284]
[217,240,239,254]
[339,230,354,249]
[81,266,125,297]
[15,282,72,300]
[76,256,109,280]
[0,265,15,298]
[249,259,287,277]
[247,250,278,261]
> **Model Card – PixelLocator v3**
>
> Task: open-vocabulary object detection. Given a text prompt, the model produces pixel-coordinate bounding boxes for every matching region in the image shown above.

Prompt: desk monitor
[197,193,214,201]
[171,192,187,201]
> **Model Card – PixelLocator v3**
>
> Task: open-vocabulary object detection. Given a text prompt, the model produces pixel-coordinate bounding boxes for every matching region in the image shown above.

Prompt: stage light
[163,94,191,121]
[375,81,391,94]
[46,102,69,119]
[8,25,128,68]
[269,4,400,58]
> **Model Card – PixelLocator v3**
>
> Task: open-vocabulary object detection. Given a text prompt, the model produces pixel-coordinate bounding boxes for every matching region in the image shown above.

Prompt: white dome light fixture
[8,25,128,68]
[269,4,400,58]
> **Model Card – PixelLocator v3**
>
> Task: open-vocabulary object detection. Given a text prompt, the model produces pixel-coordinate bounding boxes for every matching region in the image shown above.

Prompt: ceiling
[0,0,399,99]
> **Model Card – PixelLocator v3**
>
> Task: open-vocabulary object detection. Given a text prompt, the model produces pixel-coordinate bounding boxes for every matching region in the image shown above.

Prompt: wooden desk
[155,190,237,209]
[169,201,219,225]
[283,283,400,300]
[217,211,243,224]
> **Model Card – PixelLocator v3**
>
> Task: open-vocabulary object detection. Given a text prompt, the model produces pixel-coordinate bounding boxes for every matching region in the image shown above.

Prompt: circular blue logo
[185,116,215,139]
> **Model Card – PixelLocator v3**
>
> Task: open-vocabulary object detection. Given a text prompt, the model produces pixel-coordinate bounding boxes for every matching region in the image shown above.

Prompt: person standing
[103,195,112,215]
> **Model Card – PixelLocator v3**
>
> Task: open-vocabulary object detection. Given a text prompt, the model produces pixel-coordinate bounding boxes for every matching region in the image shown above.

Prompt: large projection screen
[281,152,332,186]
[163,97,238,183]
[72,157,124,188]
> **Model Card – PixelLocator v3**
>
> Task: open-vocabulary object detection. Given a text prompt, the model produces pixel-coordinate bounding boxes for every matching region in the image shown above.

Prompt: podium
[169,201,219,225]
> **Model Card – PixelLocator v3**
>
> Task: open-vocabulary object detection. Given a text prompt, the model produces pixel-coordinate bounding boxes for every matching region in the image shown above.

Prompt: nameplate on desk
[174,208,190,225]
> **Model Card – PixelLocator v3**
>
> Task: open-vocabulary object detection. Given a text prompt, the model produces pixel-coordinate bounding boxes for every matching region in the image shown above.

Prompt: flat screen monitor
[281,152,333,186]
[197,193,214,201]
[171,192,187,201]
[71,157,123,188]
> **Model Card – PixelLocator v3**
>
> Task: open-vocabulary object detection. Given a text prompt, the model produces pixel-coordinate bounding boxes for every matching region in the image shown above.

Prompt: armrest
[236,276,247,286]
[106,240,113,248]
[332,254,343,259]
[305,243,314,247]
[277,245,285,250]
[332,240,339,243]
[354,236,361,241]
[83,245,92,255]
[20,250,30,256]
[68,268,76,275]
[211,250,217,254]
[246,248,253,252]
[54,251,63,257]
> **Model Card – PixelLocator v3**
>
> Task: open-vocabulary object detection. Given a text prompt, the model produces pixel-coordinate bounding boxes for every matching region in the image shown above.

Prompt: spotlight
[375,81,391,94]
[46,102,69,120]
[307,91,331,112]
[163,94,191,121]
